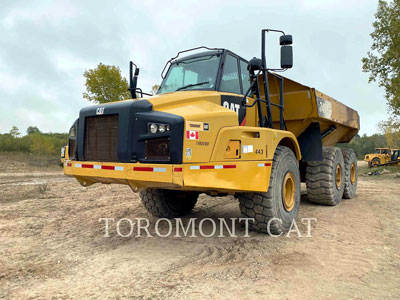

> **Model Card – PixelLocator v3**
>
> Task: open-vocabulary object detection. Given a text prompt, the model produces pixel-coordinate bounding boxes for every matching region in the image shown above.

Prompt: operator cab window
[240,60,251,94]
[158,54,220,94]
[393,150,400,160]
[220,54,241,95]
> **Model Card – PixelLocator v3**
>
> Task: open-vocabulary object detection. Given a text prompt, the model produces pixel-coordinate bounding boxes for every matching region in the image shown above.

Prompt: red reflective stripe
[174,167,183,172]
[265,163,272,167]
[133,167,153,172]
[102,165,115,170]
[82,164,93,168]
[223,165,236,169]
[200,165,214,169]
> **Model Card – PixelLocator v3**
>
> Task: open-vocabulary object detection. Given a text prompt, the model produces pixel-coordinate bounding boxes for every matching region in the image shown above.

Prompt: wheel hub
[335,164,342,189]
[350,163,356,184]
[282,172,296,211]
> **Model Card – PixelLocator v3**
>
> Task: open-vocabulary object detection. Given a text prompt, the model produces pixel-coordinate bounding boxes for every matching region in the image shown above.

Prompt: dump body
[266,74,360,146]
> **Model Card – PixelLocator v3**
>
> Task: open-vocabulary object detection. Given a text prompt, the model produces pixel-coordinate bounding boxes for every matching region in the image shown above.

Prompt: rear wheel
[341,149,357,199]
[140,189,199,218]
[306,147,345,206]
[237,146,300,235]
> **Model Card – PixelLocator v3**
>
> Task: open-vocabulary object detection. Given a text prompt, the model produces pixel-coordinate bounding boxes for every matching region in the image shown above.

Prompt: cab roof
[173,49,248,64]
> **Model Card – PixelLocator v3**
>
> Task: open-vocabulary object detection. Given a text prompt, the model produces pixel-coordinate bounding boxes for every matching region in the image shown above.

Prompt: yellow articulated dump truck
[364,148,400,167]
[62,29,360,234]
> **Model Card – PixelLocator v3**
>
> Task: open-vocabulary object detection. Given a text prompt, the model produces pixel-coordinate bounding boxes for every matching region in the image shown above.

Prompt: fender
[210,126,301,162]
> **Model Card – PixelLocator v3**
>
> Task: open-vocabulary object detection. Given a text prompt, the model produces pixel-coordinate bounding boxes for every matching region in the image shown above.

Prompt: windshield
[158,54,221,94]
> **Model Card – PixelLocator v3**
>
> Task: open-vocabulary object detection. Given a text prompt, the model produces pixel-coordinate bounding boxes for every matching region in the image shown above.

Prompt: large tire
[306,147,345,206]
[140,189,199,218]
[341,149,357,199]
[371,157,381,167]
[237,146,300,235]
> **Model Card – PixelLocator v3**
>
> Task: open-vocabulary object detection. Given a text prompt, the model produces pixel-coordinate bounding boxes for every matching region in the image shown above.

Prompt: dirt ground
[1,157,400,299]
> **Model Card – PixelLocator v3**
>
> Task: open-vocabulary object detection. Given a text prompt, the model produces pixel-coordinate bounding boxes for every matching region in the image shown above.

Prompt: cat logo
[220,95,246,126]
[96,107,105,115]
[222,101,240,114]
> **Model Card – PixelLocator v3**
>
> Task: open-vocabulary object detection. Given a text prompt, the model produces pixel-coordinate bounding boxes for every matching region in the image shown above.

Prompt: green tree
[27,126,40,135]
[83,63,131,104]
[362,0,400,115]
[9,126,20,138]
[378,117,400,148]
[29,134,56,155]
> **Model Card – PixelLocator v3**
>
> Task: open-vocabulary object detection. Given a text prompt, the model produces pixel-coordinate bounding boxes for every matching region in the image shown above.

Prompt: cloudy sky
[0,0,388,136]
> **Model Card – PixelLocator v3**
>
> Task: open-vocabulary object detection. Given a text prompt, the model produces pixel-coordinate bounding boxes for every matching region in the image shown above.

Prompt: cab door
[219,54,256,127]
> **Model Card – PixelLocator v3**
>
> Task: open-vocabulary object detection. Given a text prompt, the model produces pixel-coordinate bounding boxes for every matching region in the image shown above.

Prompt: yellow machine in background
[62,29,360,234]
[364,148,400,167]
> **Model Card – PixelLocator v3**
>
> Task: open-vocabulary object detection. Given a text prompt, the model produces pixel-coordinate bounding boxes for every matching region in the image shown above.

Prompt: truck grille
[84,114,119,162]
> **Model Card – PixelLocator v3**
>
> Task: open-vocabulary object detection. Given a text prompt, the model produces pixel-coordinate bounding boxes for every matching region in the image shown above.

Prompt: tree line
[0,124,395,160]
[0,126,68,156]
[337,133,388,159]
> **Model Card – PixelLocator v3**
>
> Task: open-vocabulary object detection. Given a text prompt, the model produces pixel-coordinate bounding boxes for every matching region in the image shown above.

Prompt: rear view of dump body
[266,74,360,146]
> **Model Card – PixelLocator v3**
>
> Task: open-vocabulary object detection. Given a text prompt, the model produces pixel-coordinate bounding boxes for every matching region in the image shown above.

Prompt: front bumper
[63,160,272,193]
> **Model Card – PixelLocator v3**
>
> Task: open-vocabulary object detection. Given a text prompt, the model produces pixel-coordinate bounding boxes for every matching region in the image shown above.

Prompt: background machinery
[364,148,400,167]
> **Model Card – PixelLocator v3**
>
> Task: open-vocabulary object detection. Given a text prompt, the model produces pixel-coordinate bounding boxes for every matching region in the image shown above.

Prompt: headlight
[149,123,158,134]
[159,124,166,133]
[69,126,76,137]
[61,146,66,158]
[148,123,170,134]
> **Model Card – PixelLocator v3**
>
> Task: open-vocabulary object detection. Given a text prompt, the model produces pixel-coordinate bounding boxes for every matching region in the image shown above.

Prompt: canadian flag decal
[186,130,199,140]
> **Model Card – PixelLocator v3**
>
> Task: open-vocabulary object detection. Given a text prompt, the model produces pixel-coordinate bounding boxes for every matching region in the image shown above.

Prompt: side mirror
[129,61,140,99]
[280,35,293,45]
[133,66,140,88]
[281,45,293,69]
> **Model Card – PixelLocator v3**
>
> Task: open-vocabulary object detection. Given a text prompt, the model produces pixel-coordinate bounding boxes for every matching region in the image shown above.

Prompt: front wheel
[140,189,199,218]
[371,157,381,167]
[237,146,300,235]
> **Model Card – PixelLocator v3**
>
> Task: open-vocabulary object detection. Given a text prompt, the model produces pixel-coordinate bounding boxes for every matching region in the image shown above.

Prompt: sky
[0,0,389,136]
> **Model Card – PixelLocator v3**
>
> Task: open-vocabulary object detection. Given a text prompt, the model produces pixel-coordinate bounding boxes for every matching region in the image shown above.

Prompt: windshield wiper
[176,81,209,91]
